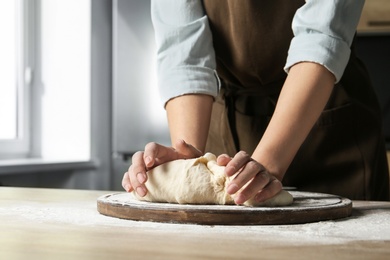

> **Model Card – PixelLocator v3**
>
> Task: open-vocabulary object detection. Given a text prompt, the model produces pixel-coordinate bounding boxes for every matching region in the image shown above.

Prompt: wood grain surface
[1,187,389,260]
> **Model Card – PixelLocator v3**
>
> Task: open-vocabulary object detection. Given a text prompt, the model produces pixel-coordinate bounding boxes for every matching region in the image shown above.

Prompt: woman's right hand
[122,139,202,196]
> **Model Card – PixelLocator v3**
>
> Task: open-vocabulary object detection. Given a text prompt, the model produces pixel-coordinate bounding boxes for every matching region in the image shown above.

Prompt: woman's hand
[122,139,202,196]
[217,151,283,205]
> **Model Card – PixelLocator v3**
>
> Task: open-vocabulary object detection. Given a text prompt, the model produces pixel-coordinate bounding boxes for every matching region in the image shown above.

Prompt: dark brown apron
[202,0,390,200]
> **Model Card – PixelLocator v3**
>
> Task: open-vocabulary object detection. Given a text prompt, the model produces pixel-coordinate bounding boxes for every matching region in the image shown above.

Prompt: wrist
[251,148,288,182]
[166,94,214,153]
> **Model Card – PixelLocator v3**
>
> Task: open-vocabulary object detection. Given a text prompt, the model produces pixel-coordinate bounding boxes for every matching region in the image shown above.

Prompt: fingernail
[227,183,238,194]
[124,184,130,192]
[136,187,146,197]
[145,156,152,166]
[137,173,146,184]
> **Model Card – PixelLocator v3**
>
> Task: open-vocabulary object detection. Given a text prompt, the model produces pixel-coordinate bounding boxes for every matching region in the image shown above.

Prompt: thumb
[174,139,203,159]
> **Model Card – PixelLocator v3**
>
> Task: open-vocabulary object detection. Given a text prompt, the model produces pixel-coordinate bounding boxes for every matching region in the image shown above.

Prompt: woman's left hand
[217,151,283,205]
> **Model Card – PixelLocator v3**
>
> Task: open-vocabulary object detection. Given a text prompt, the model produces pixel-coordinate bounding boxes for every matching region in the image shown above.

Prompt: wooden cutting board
[97,191,352,225]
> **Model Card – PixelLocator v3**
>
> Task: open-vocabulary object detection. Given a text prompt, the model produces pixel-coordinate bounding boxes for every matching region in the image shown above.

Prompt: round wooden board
[97,191,352,225]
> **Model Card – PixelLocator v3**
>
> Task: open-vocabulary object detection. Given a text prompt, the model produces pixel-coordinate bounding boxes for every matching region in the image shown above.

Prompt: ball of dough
[132,153,293,207]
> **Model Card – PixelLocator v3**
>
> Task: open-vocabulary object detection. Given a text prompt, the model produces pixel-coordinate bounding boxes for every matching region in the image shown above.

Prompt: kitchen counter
[0,187,389,259]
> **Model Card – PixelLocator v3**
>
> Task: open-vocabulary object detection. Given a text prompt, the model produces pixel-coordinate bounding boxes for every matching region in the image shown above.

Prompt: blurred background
[0,0,389,191]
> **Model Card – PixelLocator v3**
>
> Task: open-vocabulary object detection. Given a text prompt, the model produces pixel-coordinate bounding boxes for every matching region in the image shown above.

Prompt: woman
[122,0,389,203]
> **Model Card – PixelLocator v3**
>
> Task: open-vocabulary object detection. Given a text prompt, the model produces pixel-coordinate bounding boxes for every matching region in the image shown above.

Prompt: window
[0,0,33,159]
[39,0,91,161]
[0,1,17,139]
[0,0,91,162]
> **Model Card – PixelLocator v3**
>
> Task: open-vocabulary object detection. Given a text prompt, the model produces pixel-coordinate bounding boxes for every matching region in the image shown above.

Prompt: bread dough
[132,153,293,207]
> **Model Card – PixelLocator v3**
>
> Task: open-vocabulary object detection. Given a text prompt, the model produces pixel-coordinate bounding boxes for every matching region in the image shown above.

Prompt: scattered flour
[1,198,390,245]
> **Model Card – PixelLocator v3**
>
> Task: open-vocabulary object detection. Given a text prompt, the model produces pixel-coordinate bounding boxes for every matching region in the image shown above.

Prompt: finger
[129,152,148,197]
[254,178,283,203]
[121,171,133,192]
[130,151,148,184]
[144,142,175,168]
[217,154,231,166]
[224,151,251,177]
[143,142,163,168]
[233,171,272,204]
[129,164,147,197]
[226,160,265,195]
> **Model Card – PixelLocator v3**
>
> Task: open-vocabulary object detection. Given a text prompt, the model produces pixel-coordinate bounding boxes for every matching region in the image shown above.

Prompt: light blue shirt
[151,0,365,106]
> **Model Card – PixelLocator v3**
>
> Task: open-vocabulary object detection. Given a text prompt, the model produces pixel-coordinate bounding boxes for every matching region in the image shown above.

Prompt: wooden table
[1,187,389,259]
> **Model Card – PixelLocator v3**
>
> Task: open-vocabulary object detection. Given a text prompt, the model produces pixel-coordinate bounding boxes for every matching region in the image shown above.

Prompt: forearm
[166,94,214,153]
[252,62,335,180]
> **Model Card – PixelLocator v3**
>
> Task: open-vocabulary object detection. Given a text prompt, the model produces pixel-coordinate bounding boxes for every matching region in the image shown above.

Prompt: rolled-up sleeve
[284,0,365,83]
[151,0,219,106]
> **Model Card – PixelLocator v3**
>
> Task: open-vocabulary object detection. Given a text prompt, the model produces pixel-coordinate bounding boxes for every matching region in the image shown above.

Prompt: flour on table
[132,153,293,207]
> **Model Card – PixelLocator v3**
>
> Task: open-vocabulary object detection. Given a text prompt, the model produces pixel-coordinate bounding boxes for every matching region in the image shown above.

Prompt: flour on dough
[132,153,293,207]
